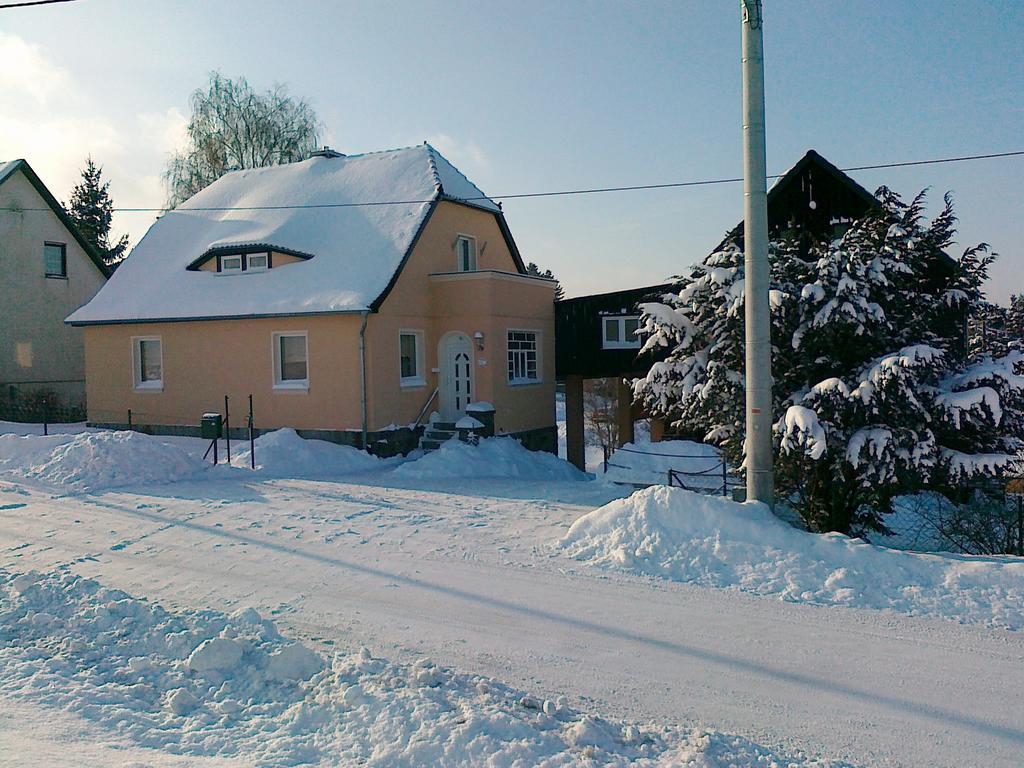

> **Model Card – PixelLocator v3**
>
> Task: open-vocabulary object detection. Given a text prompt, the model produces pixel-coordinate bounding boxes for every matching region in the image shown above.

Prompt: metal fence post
[1018,495,1023,556]
[248,394,255,469]
[224,395,231,464]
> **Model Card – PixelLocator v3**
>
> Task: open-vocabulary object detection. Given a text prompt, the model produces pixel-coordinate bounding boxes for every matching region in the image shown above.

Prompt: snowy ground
[1,424,1023,766]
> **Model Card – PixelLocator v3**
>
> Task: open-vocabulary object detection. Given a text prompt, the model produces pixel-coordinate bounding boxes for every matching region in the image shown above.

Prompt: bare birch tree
[164,73,321,208]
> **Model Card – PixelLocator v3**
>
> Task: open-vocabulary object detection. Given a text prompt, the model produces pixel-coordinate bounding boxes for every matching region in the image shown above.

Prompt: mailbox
[200,412,223,440]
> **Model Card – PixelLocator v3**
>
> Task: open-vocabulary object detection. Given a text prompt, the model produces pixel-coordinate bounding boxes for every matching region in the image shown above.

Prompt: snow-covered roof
[67,144,500,325]
[0,160,22,185]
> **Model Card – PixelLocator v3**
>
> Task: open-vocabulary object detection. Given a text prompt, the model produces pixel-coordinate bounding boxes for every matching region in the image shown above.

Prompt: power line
[5,149,1023,214]
[0,0,79,8]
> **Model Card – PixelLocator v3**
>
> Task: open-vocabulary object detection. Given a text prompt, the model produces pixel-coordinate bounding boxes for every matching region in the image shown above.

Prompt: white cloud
[0,33,189,245]
[0,31,73,106]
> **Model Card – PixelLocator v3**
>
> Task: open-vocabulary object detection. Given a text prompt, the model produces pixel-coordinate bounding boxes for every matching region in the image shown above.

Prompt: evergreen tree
[67,156,130,268]
[526,261,565,300]
[165,73,320,208]
[634,189,1024,534]
[1008,294,1024,350]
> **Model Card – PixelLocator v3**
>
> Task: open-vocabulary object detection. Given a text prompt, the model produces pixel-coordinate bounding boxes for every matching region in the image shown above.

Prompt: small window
[220,255,243,272]
[507,330,540,385]
[44,242,66,278]
[132,337,163,390]
[274,332,308,389]
[456,236,476,272]
[399,331,425,387]
[602,315,641,349]
[247,253,269,271]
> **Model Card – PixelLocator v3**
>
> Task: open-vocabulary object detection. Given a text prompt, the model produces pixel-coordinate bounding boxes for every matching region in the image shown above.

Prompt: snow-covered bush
[634,189,1024,534]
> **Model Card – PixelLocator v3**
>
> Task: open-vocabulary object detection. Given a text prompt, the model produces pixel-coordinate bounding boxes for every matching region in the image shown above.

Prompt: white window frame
[220,254,243,273]
[507,329,542,386]
[131,336,163,391]
[272,331,309,391]
[601,315,641,350]
[398,329,426,388]
[455,234,477,272]
[246,253,269,272]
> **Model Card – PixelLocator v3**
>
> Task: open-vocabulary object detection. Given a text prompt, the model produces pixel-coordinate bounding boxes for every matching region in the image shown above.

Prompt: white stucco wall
[0,167,107,408]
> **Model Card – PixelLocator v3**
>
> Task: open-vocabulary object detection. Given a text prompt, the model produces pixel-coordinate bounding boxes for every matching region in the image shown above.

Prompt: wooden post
[565,375,585,471]
[616,377,634,447]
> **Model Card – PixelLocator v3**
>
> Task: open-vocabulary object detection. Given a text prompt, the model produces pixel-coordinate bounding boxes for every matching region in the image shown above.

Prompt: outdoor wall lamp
[473,331,485,350]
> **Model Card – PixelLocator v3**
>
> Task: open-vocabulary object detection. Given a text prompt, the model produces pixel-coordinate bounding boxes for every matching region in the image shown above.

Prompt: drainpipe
[358,310,369,451]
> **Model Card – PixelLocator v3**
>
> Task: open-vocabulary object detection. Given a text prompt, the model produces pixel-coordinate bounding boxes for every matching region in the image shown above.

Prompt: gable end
[0,159,111,278]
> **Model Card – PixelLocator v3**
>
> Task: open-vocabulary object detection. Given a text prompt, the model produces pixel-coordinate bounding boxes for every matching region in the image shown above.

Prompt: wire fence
[603,443,739,497]
[0,380,87,430]
[1,396,259,468]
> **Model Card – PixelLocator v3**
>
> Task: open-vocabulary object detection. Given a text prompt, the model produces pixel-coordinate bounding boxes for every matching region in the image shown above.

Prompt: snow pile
[604,440,725,489]
[231,428,383,478]
[0,420,90,437]
[0,430,205,492]
[0,569,841,767]
[393,437,586,482]
[560,486,1024,630]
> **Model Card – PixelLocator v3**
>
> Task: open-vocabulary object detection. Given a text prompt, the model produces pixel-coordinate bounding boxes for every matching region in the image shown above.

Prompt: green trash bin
[200,412,223,440]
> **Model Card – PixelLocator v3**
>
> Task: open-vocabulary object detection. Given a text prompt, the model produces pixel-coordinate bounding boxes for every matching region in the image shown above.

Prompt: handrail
[413,387,439,429]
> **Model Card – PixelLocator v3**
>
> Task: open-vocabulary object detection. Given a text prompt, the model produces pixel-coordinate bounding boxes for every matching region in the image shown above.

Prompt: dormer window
[187,245,314,274]
[456,235,476,272]
[216,252,270,274]
[221,255,243,272]
[247,253,268,271]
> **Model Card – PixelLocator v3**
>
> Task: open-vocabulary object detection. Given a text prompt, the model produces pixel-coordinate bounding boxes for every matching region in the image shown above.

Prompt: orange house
[67,145,556,455]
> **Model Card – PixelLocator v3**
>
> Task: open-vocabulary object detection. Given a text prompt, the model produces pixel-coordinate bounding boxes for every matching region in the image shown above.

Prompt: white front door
[439,332,474,422]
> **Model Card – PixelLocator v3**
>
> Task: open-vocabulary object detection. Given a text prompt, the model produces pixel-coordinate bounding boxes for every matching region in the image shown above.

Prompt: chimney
[309,146,344,159]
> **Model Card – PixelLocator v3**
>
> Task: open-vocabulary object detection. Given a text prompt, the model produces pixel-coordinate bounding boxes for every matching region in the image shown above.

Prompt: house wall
[366,201,556,439]
[83,314,365,432]
[0,169,106,410]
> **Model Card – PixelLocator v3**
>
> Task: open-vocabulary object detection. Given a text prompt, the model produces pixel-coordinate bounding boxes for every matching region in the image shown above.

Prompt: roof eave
[66,307,368,327]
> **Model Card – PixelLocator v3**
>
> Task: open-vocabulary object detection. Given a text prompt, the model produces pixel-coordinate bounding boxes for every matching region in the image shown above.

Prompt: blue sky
[3,0,1022,301]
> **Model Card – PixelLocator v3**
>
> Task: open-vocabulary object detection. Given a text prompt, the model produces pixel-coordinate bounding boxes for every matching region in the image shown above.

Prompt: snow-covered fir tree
[969,294,1024,357]
[634,189,1024,534]
[526,262,565,300]
[67,157,130,268]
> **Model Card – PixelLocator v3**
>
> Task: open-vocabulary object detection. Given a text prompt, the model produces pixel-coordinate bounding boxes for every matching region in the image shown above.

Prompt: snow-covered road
[2,471,1022,767]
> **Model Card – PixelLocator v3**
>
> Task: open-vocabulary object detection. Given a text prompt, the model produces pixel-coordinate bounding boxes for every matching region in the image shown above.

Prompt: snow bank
[393,437,586,481]
[604,440,724,489]
[0,421,91,437]
[560,486,1024,630]
[0,568,839,767]
[0,430,205,492]
[231,428,383,478]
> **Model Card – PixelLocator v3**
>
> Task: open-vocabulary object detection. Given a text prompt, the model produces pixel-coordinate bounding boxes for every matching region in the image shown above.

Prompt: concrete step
[420,439,448,450]
[430,421,457,431]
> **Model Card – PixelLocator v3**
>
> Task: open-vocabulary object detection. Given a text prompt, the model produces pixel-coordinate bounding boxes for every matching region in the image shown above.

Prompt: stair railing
[413,387,439,430]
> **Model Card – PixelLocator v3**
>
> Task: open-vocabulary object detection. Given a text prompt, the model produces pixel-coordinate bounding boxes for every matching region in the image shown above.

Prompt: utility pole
[741,0,774,506]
